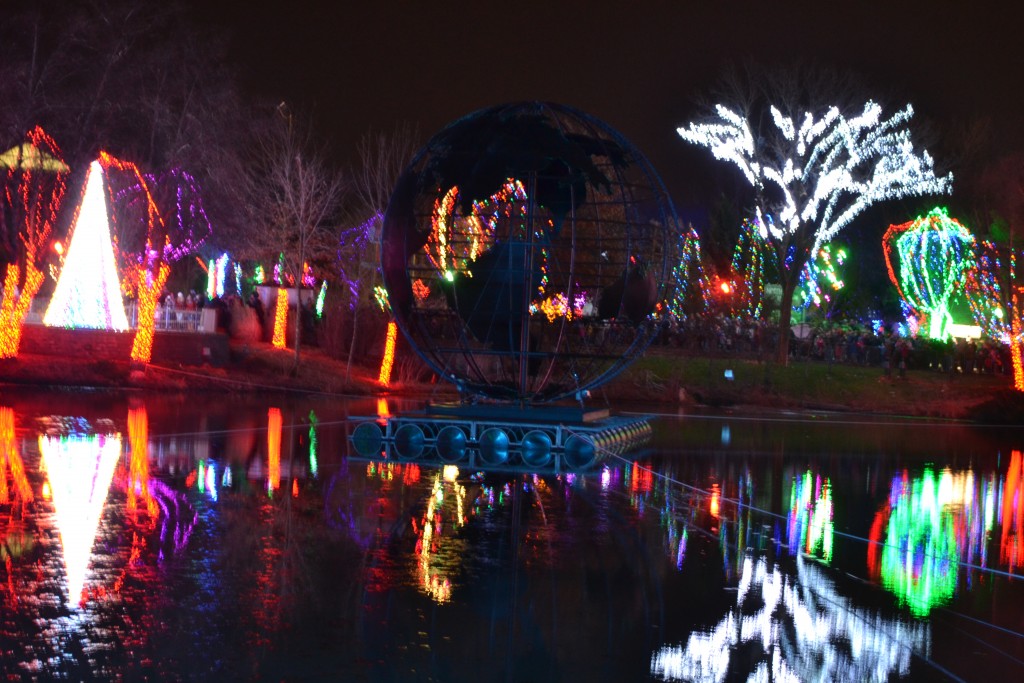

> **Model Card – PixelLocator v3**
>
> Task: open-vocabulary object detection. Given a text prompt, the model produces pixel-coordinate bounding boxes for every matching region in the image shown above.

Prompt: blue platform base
[349,405,652,472]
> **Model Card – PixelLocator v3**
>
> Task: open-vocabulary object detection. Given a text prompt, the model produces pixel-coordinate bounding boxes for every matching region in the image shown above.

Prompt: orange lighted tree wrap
[0,407,33,506]
[267,407,282,493]
[99,153,168,363]
[1001,450,1024,571]
[272,288,287,349]
[126,406,158,518]
[0,127,68,358]
[130,263,170,363]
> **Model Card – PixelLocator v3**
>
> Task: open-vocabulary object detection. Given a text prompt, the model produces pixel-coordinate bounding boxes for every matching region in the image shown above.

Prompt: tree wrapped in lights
[796,243,847,313]
[0,127,69,358]
[883,207,974,340]
[668,224,711,317]
[105,157,212,363]
[728,218,773,318]
[965,239,1024,389]
[678,88,951,362]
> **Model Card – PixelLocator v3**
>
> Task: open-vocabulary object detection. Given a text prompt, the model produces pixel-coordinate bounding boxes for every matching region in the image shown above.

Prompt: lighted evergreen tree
[668,223,711,318]
[678,75,952,362]
[882,207,974,341]
[728,218,773,319]
[0,127,68,358]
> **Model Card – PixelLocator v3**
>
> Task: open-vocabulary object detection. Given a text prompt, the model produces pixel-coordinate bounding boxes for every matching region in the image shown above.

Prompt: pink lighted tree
[102,155,212,363]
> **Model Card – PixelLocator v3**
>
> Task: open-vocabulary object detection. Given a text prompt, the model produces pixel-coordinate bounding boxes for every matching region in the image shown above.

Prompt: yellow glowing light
[1002,451,1024,570]
[427,179,527,278]
[0,263,44,359]
[127,406,158,518]
[39,431,122,606]
[720,282,732,295]
[0,407,33,504]
[130,262,170,363]
[378,321,398,386]
[377,398,390,418]
[272,288,287,349]
[710,484,720,517]
[267,407,281,493]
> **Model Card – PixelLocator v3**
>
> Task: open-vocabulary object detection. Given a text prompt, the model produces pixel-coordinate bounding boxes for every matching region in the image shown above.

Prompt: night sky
[196,1,1022,218]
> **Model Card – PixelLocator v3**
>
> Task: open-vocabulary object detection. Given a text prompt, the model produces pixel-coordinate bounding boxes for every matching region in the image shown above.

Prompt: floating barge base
[349,404,652,473]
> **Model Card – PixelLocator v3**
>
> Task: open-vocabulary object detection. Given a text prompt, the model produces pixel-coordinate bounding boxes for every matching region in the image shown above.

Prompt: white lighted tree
[678,95,952,362]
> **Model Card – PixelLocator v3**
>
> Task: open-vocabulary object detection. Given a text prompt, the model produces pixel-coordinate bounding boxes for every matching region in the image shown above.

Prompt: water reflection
[1,394,1024,680]
[651,552,931,682]
[869,466,999,617]
[39,428,122,606]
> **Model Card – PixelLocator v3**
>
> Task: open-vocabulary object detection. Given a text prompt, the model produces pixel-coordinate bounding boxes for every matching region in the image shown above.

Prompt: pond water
[0,389,1022,682]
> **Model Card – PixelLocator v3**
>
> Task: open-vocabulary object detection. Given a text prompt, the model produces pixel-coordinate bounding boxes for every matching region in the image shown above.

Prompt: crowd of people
[657,313,1013,377]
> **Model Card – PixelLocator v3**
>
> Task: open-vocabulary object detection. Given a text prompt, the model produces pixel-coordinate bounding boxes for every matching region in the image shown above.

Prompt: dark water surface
[1,389,1023,682]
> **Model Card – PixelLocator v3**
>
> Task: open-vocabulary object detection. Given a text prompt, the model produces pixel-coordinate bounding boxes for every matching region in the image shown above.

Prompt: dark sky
[196,0,1023,217]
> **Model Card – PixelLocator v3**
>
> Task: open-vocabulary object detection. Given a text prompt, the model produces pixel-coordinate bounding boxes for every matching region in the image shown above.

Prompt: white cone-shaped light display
[44,160,129,330]
[39,432,122,607]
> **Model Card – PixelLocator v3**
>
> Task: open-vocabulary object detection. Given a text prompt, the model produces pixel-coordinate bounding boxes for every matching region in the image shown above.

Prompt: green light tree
[883,208,974,340]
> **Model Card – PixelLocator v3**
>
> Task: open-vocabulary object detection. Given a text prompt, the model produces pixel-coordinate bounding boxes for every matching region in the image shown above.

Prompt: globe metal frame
[381,102,677,404]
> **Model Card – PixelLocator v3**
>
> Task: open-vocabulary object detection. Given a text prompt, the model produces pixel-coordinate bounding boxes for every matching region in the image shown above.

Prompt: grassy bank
[604,350,1017,420]
[3,341,1021,422]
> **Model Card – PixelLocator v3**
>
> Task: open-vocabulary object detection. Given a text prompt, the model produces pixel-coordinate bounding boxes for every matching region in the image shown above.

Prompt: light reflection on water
[0,395,1023,680]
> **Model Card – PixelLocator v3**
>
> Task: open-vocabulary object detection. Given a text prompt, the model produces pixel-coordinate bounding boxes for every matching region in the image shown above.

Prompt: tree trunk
[775,276,798,365]
[272,288,288,350]
[130,263,170,364]
[292,290,302,372]
[0,263,44,359]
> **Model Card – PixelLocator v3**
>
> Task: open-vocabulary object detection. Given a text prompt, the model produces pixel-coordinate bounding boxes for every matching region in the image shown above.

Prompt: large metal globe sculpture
[381,102,677,404]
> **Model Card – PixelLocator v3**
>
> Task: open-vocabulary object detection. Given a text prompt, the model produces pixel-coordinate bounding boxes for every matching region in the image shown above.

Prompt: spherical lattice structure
[381,102,677,403]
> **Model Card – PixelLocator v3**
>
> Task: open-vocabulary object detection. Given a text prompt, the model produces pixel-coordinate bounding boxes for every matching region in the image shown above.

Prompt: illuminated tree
[106,159,213,363]
[668,223,711,318]
[0,127,69,358]
[678,76,952,362]
[883,207,974,340]
[966,152,1024,390]
[239,105,344,368]
[345,123,420,382]
[728,218,773,318]
[795,243,847,314]
[966,239,1024,389]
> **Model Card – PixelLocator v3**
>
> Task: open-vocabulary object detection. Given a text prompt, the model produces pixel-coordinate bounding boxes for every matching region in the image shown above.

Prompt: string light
[0,127,69,358]
[43,161,130,330]
[315,281,327,319]
[378,320,398,386]
[882,207,974,340]
[272,288,287,349]
[668,224,711,317]
[966,239,1024,390]
[130,263,170,363]
[677,101,952,255]
[728,218,773,318]
[796,244,847,311]
[39,430,122,606]
[267,407,282,495]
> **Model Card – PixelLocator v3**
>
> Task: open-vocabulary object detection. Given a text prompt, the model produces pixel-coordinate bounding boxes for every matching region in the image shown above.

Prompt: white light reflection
[651,553,930,681]
[38,432,122,607]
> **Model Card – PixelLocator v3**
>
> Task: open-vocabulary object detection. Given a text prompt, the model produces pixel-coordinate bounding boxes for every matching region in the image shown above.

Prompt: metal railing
[22,300,216,333]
